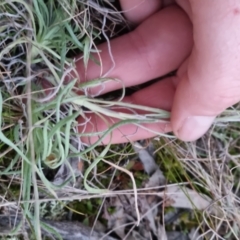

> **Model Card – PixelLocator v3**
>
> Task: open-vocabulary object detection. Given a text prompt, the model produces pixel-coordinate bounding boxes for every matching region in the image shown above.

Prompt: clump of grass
[0,0,125,237]
[0,0,172,238]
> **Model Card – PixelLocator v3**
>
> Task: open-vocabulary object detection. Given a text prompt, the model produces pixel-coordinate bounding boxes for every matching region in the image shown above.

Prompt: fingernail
[176,116,215,141]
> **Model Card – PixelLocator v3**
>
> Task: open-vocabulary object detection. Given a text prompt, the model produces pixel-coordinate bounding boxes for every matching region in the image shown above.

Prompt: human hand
[76,0,240,144]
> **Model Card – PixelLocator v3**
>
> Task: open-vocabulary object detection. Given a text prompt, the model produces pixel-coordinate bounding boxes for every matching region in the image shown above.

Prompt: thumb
[171,1,240,141]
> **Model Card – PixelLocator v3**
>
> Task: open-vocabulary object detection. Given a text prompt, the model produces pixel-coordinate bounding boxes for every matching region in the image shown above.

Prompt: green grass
[1,0,240,239]
[0,0,170,238]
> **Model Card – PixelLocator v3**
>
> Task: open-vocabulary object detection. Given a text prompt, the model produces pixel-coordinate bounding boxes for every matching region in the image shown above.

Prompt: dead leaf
[159,185,211,210]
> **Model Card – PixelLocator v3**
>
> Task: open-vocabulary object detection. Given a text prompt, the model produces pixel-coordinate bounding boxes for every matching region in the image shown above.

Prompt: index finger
[75,5,192,96]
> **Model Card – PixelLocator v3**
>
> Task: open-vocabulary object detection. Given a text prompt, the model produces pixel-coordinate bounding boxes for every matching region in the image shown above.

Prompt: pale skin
[76,0,240,145]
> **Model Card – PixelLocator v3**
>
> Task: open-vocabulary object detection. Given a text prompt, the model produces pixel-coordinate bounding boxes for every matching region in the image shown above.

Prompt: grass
[157,120,240,239]
[1,0,240,239]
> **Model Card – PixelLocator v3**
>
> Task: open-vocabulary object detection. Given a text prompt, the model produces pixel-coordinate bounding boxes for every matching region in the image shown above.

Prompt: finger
[75,5,193,96]
[175,0,192,19]
[162,0,176,7]
[120,0,162,25]
[78,77,176,144]
[171,0,240,141]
